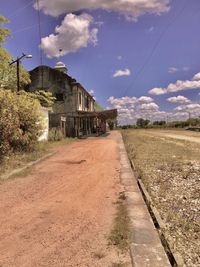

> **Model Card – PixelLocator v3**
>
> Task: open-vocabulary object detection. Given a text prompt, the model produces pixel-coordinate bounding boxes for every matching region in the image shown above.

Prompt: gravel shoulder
[123,129,200,267]
[0,131,130,267]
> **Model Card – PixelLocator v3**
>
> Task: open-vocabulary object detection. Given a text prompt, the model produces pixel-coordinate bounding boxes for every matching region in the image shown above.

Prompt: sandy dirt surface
[146,129,200,144]
[0,131,130,267]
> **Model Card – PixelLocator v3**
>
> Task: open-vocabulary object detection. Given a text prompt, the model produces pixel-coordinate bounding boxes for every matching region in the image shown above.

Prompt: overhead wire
[12,24,39,34]
[121,1,189,97]
[7,0,44,87]
[5,0,41,38]
[36,0,43,66]
[7,0,34,20]
[35,0,44,88]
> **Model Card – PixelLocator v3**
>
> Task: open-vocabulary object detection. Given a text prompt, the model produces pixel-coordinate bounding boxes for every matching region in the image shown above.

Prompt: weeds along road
[0,132,130,267]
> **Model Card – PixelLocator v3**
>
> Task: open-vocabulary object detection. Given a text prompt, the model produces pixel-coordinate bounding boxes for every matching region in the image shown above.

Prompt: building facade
[26,62,117,137]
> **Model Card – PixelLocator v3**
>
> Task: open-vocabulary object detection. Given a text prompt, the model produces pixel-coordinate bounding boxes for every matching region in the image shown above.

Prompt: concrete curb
[138,179,185,267]
[0,151,57,181]
[118,133,171,267]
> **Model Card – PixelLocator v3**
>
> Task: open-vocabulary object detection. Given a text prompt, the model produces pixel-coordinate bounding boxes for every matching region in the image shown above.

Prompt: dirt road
[0,132,129,267]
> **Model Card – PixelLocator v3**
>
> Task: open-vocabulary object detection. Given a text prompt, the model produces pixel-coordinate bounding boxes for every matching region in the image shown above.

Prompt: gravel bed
[123,129,200,267]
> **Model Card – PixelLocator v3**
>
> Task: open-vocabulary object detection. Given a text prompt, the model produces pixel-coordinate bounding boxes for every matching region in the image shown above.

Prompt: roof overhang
[77,109,118,120]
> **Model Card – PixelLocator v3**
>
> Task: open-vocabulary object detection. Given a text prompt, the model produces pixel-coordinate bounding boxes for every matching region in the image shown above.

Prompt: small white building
[38,107,49,141]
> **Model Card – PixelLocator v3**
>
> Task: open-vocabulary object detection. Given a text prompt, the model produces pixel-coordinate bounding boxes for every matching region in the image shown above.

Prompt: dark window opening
[85,96,89,109]
[56,93,64,101]
[79,92,82,105]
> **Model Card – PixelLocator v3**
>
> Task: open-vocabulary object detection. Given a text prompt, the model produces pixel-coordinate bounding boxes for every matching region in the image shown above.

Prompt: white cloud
[107,95,200,125]
[117,55,122,60]
[168,66,190,74]
[149,71,200,95]
[89,90,96,99]
[175,103,200,111]
[37,1,170,57]
[139,102,159,110]
[108,96,200,125]
[113,68,131,78]
[149,87,166,95]
[89,89,94,95]
[167,80,200,92]
[107,95,162,125]
[167,95,191,104]
[107,95,154,107]
[168,67,178,73]
[40,13,98,58]
[107,96,200,125]
[193,72,200,81]
[137,96,154,103]
[94,21,104,27]
[35,0,170,20]
[107,96,137,107]
[168,112,189,121]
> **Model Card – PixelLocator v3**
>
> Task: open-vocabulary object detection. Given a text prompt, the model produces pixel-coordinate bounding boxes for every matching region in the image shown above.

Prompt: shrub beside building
[0,90,43,160]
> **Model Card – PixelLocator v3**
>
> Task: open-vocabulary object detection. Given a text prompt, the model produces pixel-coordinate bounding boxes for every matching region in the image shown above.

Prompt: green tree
[18,90,55,108]
[29,90,56,108]
[94,102,104,111]
[136,118,150,128]
[107,119,115,130]
[153,120,166,126]
[0,15,30,90]
[187,118,200,126]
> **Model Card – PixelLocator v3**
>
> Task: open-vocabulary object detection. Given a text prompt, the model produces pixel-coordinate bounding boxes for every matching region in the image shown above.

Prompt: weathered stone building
[26,62,117,137]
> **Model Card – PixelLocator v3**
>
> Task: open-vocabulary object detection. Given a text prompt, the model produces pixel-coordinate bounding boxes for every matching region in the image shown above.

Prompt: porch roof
[77,109,117,119]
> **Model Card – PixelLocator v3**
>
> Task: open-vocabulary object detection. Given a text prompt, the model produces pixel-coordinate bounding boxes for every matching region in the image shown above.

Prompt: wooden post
[86,118,87,135]
[77,117,80,137]
[61,116,67,137]
[73,117,76,137]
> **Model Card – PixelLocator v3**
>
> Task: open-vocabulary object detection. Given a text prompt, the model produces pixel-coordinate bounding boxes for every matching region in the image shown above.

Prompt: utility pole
[9,53,32,91]
[16,59,20,91]
[188,112,192,127]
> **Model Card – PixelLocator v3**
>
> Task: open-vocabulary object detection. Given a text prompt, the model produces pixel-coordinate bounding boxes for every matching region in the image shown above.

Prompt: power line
[8,0,34,20]
[12,24,39,34]
[12,20,47,34]
[121,1,188,97]
[36,0,43,66]
[36,0,44,89]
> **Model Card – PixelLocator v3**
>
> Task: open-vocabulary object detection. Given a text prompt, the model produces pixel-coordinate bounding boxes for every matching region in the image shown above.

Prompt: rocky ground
[123,129,200,267]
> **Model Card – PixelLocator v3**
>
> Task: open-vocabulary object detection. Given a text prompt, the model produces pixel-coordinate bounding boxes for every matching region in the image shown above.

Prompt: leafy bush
[48,128,63,142]
[30,90,56,108]
[0,90,43,159]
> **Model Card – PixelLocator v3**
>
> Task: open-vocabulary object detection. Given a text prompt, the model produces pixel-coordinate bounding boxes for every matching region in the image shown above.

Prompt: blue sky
[1,0,200,124]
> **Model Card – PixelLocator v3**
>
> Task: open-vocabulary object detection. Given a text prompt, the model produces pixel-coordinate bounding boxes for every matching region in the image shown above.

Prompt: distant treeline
[119,117,200,130]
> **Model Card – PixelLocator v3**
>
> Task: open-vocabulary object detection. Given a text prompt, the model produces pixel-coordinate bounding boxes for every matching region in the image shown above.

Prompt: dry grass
[122,129,200,267]
[0,138,75,180]
[109,192,130,252]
